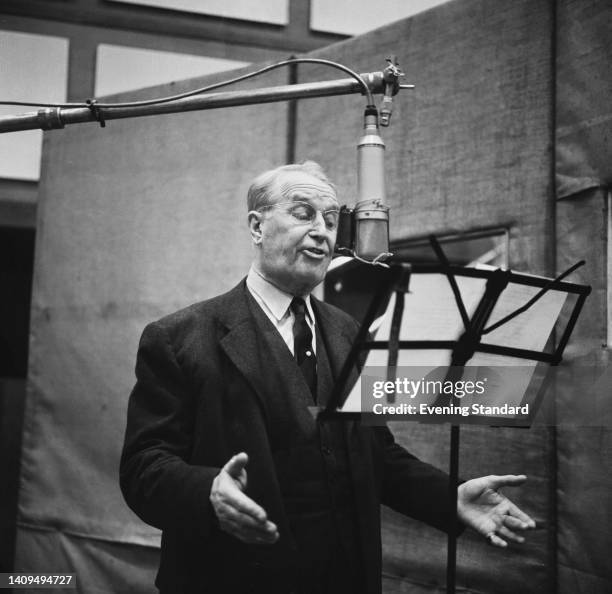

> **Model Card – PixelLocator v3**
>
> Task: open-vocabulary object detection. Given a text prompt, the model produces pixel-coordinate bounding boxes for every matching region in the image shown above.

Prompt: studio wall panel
[555,0,612,590]
[555,188,612,594]
[555,0,612,198]
[16,64,289,592]
[295,0,554,274]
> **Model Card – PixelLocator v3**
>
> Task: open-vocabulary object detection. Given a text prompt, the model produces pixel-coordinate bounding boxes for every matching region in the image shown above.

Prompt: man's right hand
[210,452,279,544]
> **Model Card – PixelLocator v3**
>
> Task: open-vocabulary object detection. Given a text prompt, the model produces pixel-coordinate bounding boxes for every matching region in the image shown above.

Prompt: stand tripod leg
[446,424,460,594]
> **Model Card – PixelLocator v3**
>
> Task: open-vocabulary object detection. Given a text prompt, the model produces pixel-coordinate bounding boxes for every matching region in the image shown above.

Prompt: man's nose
[308,214,336,251]
[308,211,328,234]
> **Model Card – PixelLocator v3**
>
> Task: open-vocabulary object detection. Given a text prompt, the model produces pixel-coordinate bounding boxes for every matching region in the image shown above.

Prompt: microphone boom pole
[0,71,407,134]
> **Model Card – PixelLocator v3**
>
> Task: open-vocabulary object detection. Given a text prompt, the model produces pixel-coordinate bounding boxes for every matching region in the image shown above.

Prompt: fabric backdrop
[16,65,289,593]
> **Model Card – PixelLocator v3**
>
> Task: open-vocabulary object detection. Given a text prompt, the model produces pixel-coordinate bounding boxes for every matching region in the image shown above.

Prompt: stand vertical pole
[443,268,511,594]
[446,425,460,594]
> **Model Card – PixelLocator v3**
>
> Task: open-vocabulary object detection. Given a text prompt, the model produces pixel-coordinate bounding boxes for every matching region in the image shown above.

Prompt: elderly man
[120,161,534,594]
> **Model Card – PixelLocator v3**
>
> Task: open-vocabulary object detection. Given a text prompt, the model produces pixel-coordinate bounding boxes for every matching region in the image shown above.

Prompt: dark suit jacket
[120,280,455,593]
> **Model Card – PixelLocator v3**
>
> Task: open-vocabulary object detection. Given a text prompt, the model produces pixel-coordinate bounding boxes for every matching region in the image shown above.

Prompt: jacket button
[322,446,332,456]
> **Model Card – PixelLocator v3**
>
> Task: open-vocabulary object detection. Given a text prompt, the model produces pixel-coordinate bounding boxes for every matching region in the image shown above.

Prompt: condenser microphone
[354,106,390,261]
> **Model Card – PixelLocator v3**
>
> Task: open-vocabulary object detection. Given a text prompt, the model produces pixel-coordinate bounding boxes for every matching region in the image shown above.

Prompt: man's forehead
[276,172,337,203]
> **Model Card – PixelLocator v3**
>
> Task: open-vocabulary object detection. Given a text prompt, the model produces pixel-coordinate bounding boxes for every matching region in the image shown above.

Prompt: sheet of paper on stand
[338,269,567,414]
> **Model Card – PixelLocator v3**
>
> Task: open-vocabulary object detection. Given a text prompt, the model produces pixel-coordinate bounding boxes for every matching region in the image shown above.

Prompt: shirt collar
[246,265,315,323]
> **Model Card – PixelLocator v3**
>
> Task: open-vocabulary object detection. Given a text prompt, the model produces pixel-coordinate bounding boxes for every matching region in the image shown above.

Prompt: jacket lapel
[217,281,274,418]
[219,289,362,424]
[218,281,317,433]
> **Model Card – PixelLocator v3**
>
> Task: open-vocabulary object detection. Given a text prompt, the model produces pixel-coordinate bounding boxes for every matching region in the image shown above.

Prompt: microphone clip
[379,55,403,127]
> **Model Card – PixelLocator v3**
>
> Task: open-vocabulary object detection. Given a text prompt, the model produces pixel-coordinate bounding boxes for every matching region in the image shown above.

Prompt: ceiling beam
[0,0,348,53]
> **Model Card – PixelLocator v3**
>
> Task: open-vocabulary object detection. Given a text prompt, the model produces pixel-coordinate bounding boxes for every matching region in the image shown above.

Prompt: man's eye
[323,212,339,229]
[289,205,313,221]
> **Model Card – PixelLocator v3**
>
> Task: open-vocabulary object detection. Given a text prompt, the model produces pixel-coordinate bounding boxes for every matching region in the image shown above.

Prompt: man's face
[250,170,338,295]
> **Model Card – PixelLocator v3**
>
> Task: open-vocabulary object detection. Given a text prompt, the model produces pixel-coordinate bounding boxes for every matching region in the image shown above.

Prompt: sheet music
[338,270,568,415]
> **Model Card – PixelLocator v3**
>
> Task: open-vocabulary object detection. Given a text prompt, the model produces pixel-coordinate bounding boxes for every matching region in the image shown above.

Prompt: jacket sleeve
[119,320,220,536]
[377,425,460,534]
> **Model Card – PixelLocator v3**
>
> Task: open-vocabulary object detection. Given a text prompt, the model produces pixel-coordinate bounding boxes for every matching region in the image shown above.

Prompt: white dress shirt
[246,265,316,356]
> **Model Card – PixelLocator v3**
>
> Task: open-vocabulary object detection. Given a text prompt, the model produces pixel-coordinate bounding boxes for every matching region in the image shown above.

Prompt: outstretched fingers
[486,532,508,548]
[496,524,525,544]
[504,508,536,529]
[487,474,527,491]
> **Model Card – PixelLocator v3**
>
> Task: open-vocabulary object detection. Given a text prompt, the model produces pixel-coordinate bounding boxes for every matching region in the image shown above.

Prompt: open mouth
[301,247,327,259]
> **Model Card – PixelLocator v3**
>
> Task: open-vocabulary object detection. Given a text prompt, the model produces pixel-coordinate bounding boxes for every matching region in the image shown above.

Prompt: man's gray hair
[247,160,336,211]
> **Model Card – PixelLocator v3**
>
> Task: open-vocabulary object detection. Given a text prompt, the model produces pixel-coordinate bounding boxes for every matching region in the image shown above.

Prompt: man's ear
[248,210,263,245]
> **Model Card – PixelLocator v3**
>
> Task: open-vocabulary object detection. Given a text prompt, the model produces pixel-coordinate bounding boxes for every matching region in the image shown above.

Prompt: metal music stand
[320,237,591,594]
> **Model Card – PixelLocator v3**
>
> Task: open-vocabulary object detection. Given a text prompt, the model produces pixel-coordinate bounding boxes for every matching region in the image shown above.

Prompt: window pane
[0,31,68,181]
[107,0,288,25]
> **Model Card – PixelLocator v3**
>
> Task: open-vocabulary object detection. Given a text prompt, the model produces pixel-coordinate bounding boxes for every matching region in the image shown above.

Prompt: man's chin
[290,265,328,294]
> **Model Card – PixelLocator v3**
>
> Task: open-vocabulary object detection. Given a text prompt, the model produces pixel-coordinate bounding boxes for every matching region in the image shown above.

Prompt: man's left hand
[457,475,536,548]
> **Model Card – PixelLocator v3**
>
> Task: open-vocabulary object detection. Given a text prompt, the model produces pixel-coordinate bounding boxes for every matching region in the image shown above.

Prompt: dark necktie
[290,297,317,400]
